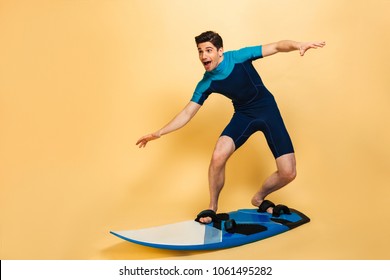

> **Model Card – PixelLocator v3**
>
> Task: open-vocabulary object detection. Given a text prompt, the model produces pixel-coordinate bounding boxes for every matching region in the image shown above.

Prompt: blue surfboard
[110,208,309,250]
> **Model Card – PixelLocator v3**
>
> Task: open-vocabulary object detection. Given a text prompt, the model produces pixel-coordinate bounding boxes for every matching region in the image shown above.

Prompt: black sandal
[195,209,218,223]
[257,200,276,213]
[272,204,291,217]
[195,209,229,229]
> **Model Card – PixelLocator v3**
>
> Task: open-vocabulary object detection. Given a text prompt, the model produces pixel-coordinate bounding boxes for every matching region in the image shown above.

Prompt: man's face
[197,42,224,72]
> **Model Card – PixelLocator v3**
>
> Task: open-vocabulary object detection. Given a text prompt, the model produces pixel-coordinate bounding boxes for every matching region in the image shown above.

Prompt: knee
[210,137,235,168]
[210,150,229,167]
[280,167,297,183]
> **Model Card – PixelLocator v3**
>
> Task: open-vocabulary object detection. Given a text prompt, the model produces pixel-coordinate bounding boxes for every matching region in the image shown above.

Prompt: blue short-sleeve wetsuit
[191,46,294,158]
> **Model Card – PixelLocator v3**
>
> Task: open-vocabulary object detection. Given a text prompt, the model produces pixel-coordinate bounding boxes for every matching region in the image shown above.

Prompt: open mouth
[203,61,212,67]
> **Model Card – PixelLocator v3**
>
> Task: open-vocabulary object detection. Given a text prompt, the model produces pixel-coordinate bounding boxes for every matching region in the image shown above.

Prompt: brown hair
[195,31,223,49]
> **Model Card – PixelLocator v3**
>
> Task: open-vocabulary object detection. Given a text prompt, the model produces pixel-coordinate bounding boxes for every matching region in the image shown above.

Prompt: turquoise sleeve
[233,45,263,63]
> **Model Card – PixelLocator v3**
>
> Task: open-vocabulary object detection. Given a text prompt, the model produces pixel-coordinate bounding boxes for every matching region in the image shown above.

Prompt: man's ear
[218,47,224,57]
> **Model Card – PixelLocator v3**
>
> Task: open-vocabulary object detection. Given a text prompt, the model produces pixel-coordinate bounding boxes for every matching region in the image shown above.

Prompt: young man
[136,31,325,224]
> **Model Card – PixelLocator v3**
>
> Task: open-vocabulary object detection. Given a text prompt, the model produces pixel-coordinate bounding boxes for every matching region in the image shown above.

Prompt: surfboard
[110,207,310,250]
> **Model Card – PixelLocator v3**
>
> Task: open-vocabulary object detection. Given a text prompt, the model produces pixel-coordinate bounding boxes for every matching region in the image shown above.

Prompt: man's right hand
[136,132,161,148]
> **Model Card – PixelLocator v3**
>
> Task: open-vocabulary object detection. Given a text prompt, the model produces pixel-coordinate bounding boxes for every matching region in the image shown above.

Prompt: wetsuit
[191,46,294,158]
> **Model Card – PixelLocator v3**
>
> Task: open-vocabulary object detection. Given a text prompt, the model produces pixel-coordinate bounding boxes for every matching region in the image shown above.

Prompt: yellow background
[1,0,389,259]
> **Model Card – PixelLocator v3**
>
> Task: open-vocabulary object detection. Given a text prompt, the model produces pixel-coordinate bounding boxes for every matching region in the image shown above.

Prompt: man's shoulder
[195,74,213,92]
[228,46,263,62]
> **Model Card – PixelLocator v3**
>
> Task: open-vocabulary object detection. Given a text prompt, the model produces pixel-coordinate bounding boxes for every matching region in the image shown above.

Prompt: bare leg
[199,136,235,224]
[251,153,297,212]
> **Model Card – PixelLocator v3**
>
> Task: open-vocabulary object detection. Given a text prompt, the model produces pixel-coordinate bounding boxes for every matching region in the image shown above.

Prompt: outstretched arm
[262,40,326,57]
[136,101,201,148]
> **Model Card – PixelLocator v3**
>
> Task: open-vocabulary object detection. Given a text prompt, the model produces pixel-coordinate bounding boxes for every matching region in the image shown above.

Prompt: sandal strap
[195,209,218,222]
[257,200,275,213]
[272,204,291,217]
